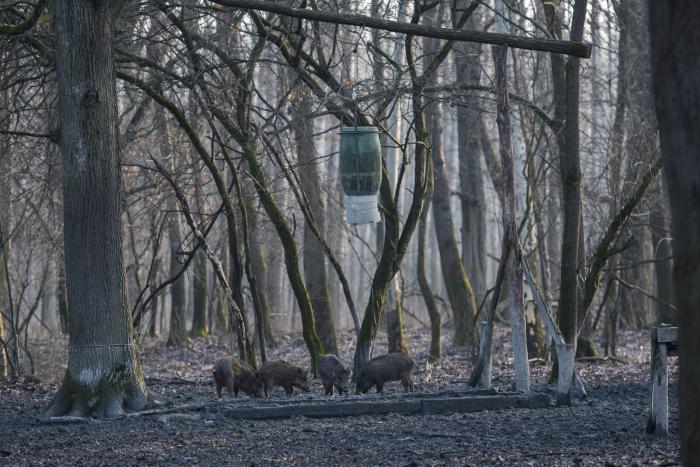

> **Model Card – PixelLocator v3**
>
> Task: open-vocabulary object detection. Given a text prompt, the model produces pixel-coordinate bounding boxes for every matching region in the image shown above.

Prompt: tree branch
[208,0,592,57]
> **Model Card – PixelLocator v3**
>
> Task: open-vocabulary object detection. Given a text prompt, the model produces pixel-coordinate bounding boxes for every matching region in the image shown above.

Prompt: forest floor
[0,327,679,466]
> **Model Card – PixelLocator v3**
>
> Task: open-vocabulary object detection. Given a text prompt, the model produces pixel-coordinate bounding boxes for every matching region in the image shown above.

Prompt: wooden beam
[208,0,592,58]
[655,326,678,344]
[222,393,552,420]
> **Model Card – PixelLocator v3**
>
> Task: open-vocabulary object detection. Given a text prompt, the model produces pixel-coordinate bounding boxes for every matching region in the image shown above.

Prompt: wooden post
[647,326,673,435]
[555,342,575,405]
[477,320,492,388]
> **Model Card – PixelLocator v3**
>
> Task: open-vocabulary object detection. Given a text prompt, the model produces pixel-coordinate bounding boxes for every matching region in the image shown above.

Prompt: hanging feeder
[339,126,382,225]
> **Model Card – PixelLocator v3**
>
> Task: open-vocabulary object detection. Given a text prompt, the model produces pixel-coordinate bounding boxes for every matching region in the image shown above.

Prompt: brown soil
[0,328,679,465]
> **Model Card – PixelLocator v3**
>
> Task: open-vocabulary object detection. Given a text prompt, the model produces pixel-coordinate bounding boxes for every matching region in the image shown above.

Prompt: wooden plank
[656,326,678,344]
[223,394,553,420]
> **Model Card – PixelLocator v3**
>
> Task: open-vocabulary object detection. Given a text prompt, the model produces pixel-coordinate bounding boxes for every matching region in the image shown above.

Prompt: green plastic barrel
[339,126,382,197]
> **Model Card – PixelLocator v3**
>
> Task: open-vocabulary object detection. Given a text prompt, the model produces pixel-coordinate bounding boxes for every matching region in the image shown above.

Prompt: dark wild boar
[213,357,262,398]
[356,352,416,394]
[259,360,310,397]
[319,354,350,395]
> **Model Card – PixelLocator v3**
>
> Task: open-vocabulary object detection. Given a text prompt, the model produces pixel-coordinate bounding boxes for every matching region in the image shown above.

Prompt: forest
[0,0,699,465]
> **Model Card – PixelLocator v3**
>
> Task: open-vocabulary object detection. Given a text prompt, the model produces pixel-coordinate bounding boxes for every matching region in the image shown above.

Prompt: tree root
[42,384,158,419]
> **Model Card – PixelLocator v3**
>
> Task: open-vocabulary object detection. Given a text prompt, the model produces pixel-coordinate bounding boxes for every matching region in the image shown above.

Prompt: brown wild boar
[213,357,262,398]
[319,354,350,395]
[356,352,416,394]
[259,360,310,397]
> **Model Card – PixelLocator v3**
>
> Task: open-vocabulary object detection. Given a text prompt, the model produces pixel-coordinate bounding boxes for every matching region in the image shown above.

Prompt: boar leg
[324,384,333,395]
[335,385,343,395]
[376,382,384,393]
[284,384,293,396]
[216,383,223,399]
[401,375,414,392]
[234,384,240,397]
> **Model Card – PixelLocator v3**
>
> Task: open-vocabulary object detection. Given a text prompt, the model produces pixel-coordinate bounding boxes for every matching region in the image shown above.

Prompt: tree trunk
[373,0,409,356]
[650,188,676,324]
[425,6,477,350]
[493,45,529,393]
[649,4,700,462]
[456,6,487,307]
[291,90,338,356]
[544,0,588,347]
[418,164,441,363]
[0,82,9,378]
[164,149,189,348]
[45,0,150,418]
[190,248,209,336]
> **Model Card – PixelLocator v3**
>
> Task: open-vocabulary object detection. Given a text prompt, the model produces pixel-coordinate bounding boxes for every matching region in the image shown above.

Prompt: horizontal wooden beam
[653,325,679,344]
[222,393,552,420]
[209,0,592,58]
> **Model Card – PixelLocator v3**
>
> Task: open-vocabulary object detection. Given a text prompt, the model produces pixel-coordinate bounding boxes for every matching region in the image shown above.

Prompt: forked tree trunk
[649,4,700,462]
[45,0,150,418]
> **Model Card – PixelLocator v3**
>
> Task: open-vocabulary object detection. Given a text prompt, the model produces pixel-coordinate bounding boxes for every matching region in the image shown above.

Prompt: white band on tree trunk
[344,194,381,225]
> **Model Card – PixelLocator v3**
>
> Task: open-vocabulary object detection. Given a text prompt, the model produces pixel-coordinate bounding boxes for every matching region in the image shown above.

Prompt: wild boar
[356,352,416,394]
[319,354,350,395]
[259,360,310,397]
[213,357,262,398]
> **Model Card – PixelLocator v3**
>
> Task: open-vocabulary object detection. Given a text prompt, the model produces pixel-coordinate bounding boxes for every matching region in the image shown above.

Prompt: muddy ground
[0,328,679,465]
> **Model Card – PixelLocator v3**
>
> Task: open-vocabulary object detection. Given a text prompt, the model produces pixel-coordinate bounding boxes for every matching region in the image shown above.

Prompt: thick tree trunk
[650,191,676,324]
[45,0,149,418]
[649,4,700,462]
[56,253,69,335]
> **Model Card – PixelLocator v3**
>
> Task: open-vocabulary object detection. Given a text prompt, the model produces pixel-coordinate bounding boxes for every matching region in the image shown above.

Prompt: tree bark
[418,163,441,363]
[649,3,700,462]
[456,8,487,305]
[190,247,209,336]
[544,0,588,347]
[211,0,592,57]
[290,90,338,356]
[424,5,477,350]
[493,45,529,393]
[0,78,9,378]
[45,0,150,418]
